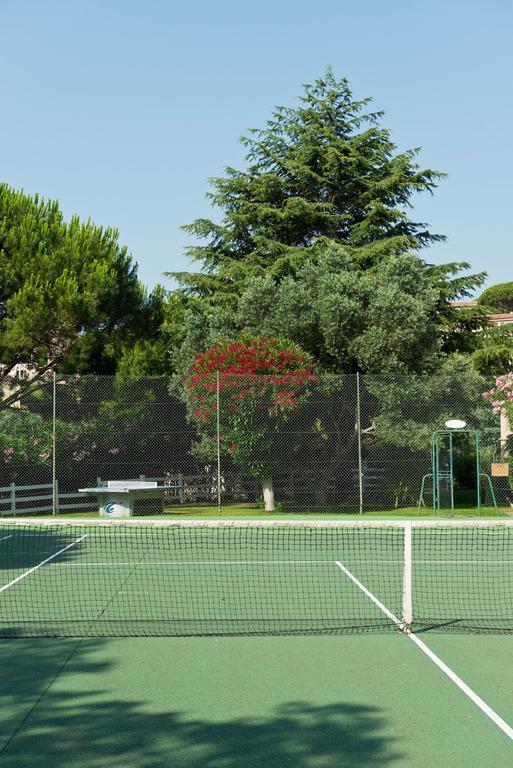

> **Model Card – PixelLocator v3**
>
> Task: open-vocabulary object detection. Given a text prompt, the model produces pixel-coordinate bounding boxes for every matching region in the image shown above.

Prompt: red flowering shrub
[182,337,317,508]
[184,337,316,417]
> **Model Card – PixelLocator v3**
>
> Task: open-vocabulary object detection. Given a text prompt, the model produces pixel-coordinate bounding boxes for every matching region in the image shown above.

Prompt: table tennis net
[0,519,512,637]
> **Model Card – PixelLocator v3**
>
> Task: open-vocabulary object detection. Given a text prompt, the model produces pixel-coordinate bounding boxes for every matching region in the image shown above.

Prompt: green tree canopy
[478,282,513,312]
[0,183,164,402]
[168,70,448,307]
[472,328,513,376]
[364,356,493,452]
[165,71,485,361]
[471,283,513,376]
[175,246,443,374]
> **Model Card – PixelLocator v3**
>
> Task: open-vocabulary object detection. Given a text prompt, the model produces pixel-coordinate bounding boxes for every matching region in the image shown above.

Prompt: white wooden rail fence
[0,482,95,516]
[0,472,257,516]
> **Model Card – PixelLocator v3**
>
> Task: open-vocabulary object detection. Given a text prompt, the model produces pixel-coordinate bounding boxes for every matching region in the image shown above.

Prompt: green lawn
[160,503,509,519]
[6,502,510,519]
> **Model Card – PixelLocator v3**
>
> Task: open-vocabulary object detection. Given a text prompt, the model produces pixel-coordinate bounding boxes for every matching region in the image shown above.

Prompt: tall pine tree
[169,71,448,306]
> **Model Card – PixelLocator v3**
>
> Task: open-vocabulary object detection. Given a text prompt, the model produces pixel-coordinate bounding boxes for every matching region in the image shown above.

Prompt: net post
[216,370,221,515]
[356,373,364,515]
[401,521,413,632]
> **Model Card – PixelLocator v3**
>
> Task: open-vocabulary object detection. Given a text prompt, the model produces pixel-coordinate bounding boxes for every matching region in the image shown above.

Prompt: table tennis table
[79,480,168,517]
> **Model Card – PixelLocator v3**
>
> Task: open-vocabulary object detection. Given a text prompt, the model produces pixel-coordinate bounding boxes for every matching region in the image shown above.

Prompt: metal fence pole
[356,373,364,515]
[216,371,222,515]
[52,371,57,516]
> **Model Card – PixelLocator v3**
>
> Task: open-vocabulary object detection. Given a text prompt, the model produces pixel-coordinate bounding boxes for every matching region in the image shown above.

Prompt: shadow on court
[0,639,402,767]
[0,525,85,572]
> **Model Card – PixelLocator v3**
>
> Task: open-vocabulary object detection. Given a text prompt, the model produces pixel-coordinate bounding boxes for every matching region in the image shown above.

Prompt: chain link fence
[0,372,511,515]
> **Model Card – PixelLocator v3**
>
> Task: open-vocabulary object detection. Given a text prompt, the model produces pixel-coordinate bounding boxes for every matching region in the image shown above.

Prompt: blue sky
[1,0,511,294]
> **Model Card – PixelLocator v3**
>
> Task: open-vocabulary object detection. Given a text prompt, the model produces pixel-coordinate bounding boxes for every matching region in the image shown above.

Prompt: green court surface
[1,521,513,636]
[1,635,513,766]
[1,520,513,764]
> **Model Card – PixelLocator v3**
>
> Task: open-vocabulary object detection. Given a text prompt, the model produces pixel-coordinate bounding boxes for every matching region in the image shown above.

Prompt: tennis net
[0,518,512,637]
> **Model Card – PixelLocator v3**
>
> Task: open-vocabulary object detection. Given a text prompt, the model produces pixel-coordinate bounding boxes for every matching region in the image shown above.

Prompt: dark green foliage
[472,344,513,377]
[471,316,513,378]
[0,375,193,489]
[425,262,487,354]
[0,410,53,471]
[364,356,493,452]
[115,285,171,378]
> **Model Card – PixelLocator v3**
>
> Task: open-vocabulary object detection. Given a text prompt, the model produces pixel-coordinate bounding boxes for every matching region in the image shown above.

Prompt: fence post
[356,373,364,515]
[177,472,184,504]
[52,371,57,516]
[53,478,60,516]
[216,371,221,515]
[10,482,16,516]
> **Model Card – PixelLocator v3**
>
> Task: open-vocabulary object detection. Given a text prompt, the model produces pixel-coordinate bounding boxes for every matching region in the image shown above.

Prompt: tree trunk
[262,478,275,512]
[501,411,512,459]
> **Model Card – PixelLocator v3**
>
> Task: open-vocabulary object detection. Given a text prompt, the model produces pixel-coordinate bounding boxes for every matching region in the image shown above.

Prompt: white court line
[0,535,87,593]
[334,559,513,742]
[50,559,513,567]
[0,535,12,542]
[409,560,513,565]
[60,560,336,566]
[344,559,513,565]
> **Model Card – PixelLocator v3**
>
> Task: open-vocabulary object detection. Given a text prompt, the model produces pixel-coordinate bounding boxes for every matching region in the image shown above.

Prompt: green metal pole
[52,371,57,516]
[476,431,481,515]
[432,434,438,514]
[449,432,455,516]
[216,371,221,516]
[356,373,363,515]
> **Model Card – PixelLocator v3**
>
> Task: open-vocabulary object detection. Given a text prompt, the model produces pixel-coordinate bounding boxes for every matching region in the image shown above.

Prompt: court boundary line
[0,535,87,593]
[334,559,513,742]
[57,560,349,566]
[45,558,513,566]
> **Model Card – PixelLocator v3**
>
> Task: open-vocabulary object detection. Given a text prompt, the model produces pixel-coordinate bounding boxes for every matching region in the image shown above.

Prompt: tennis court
[1,518,513,765]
